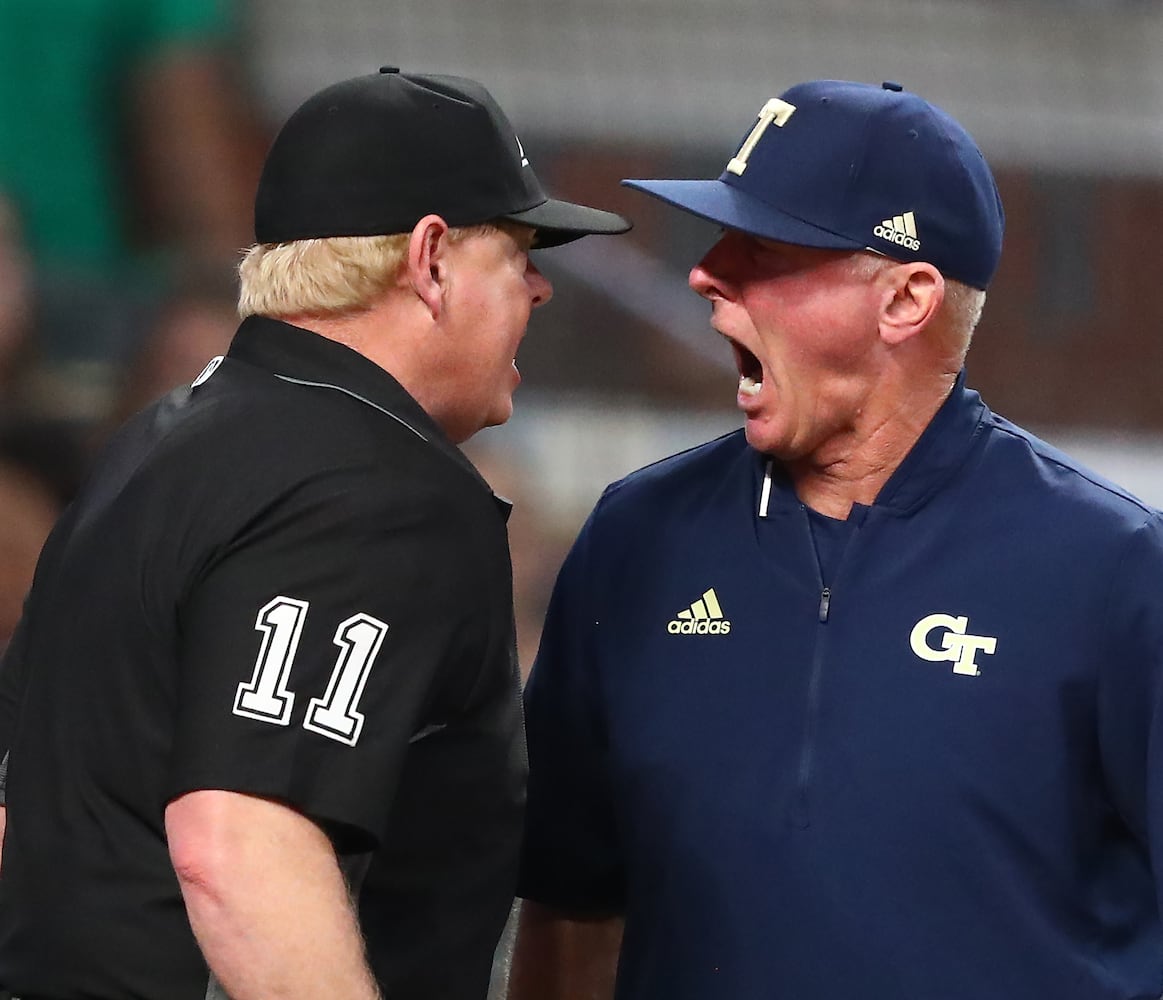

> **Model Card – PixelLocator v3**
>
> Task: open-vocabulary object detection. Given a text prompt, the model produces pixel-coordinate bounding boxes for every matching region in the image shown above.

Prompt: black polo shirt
[0,316,526,999]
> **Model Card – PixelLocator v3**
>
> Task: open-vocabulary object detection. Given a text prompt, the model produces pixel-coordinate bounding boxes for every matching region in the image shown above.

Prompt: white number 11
[233,596,388,747]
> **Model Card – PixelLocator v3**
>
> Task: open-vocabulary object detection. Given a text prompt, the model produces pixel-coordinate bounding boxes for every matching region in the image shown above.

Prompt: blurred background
[2,0,1163,672]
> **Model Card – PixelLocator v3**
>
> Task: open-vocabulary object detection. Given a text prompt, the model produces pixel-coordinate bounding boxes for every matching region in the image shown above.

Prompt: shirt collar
[227,315,506,514]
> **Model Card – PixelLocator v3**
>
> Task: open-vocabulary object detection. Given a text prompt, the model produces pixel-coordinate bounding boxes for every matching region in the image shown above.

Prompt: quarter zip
[793,506,830,829]
[793,506,860,829]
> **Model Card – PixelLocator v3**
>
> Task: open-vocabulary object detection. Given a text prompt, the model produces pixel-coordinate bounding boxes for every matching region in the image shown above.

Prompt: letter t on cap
[727,98,797,176]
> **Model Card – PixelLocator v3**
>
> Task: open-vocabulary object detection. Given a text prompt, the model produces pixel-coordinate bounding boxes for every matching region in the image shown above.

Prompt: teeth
[739,375,762,397]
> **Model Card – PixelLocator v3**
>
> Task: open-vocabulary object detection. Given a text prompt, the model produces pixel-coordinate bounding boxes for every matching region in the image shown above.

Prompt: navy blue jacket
[520,376,1163,999]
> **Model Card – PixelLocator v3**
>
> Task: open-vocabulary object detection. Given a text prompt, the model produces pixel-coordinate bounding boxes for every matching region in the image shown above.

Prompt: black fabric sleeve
[167,464,472,850]
[0,609,34,803]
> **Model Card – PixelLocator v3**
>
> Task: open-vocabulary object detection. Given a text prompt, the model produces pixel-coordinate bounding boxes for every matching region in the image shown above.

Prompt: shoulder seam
[271,374,428,442]
[987,420,1157,516]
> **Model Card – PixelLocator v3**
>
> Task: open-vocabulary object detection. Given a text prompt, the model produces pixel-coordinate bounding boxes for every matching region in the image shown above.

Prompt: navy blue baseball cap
[623,80,1004,290]
[256,68,631,249]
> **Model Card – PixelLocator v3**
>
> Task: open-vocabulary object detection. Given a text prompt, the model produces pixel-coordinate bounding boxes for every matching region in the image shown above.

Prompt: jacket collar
[757,370,990,517]
[873,369,989,514]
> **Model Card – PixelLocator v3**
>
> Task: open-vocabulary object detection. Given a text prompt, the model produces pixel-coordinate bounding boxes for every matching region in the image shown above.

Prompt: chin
[485,400,515,430]
[491,410,515,429]
[744,423,792,460]
[743,421,770,452]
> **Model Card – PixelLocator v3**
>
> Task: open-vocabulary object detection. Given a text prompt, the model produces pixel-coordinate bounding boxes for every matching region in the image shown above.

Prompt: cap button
[379,66,400,74]
[882,81,903,92]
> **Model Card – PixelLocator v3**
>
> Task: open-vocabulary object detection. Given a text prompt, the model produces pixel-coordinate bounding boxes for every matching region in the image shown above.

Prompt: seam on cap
[839,100,878,246]
[407,75,479,110]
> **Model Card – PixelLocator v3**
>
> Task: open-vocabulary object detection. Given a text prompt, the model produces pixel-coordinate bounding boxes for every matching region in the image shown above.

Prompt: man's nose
[688,233,738,301]
[527,260,553,307]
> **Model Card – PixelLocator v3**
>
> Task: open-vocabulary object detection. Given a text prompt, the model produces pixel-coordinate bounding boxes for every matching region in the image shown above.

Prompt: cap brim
[503,198,631,248]
[622,178,864,251]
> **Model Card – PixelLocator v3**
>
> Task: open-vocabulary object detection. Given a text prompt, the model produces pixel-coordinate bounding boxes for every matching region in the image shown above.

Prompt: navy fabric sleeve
[518,499,626,912]
[167,466,469,850]
[1097,512,1163,894]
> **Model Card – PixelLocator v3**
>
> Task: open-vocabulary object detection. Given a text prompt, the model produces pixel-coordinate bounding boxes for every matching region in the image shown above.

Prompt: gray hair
[848,251,986,363]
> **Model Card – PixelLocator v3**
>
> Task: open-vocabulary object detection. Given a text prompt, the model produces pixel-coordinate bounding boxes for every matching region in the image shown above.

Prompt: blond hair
[237,221,520,319]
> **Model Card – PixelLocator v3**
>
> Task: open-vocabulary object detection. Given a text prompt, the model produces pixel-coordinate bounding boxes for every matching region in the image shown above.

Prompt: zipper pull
[818,587,831,623]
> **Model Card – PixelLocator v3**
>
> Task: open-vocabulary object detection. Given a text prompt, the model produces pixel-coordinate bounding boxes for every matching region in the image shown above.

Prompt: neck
[279,294,432,393]
[787,369,957,519]
[278,296,473,443]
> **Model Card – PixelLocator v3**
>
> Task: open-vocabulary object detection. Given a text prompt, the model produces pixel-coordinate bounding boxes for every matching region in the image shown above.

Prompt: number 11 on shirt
[233,595,388,746]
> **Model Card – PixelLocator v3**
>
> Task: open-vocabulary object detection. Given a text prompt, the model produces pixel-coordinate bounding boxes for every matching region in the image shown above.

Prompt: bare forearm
[167,790,379,1000]
[508,899,622,1000]
[182,848,377,1000]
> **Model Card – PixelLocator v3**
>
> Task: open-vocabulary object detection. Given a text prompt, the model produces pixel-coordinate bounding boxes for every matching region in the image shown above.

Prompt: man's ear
[405,214,452,320]
[879,262,944,346]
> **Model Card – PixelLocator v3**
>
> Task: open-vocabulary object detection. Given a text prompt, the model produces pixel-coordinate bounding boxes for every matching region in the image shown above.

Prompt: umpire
[0,68,628,1000]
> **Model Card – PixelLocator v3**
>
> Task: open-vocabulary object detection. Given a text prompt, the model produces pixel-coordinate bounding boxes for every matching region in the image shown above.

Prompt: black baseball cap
[255,67,631,248]
[624,80,1003,290]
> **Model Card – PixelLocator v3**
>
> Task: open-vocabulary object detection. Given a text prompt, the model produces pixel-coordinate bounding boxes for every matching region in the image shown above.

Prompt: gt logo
[910,613,997,677]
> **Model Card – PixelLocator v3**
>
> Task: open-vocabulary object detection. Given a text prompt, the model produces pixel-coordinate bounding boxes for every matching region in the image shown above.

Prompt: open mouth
[728,338,764,397]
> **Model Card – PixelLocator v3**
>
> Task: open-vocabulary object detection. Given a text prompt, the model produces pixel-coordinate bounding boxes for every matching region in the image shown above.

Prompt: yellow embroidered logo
[910,612,997,676]
[667,588,732,636]
[873,211,921,251]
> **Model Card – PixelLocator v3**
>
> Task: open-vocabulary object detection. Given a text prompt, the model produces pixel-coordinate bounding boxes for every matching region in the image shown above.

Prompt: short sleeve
[518,501,626,912]
[168,466,470,851]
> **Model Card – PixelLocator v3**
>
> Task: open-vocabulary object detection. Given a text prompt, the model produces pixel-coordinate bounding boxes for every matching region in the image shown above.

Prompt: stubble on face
[693,235,887,464]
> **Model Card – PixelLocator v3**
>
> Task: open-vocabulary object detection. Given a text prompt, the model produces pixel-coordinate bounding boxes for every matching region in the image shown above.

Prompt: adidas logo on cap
[667,588,732,636]
[873,210,921,251]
